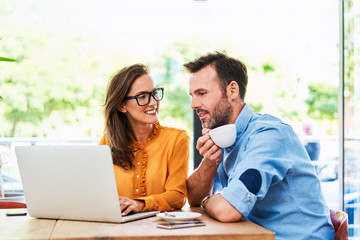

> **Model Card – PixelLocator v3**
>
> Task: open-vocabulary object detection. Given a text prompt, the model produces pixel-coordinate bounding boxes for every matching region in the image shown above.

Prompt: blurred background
[0,0,359,238]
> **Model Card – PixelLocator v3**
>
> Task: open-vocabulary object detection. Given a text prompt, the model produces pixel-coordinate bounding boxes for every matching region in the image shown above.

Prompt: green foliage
[152,41,211,130]
[276,88,302,121]
[305,82,338,120]
[0,56,16,62]
[160,86,192,127]
[0,29,106,137]
[344,0,357,114]
[0,38,17,101]
[0,27,319,137]
[0,1,334,137]
[246,60,305,122]
[249,102,263,113]
[262,63,275,74]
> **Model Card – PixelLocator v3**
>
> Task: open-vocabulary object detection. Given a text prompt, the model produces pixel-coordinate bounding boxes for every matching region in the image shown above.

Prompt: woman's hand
[118,196,145,216]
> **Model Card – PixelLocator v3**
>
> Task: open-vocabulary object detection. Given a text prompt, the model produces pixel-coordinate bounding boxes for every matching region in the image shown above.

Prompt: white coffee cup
[208,124,237,148]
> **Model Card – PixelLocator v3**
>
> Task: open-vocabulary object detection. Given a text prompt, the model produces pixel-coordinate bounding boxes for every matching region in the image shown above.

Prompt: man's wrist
[200,195,211,210]
[203,157,222,166]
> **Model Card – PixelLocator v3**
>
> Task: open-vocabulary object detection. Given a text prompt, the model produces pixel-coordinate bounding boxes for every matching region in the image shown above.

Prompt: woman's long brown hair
[104,64,149,169]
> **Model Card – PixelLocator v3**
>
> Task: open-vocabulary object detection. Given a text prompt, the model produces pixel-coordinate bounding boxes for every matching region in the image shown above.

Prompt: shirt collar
[132,121,160,149]
[224,103,254,151]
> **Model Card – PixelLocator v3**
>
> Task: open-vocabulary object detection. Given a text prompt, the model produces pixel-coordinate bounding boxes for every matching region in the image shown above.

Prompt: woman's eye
[138,94,146,100]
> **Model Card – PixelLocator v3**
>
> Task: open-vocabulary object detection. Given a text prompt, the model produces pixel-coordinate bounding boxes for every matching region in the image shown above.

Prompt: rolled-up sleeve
[221,126,293,217]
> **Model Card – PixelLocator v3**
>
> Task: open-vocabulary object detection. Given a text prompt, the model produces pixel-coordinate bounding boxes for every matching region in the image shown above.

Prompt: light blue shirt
[214,104,335,240]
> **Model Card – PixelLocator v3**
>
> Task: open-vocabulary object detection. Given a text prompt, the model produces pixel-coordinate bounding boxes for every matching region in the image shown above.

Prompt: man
[184,52,335,239]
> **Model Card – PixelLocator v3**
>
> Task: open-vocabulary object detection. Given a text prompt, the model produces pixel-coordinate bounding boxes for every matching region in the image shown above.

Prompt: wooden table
[0,208,274,240]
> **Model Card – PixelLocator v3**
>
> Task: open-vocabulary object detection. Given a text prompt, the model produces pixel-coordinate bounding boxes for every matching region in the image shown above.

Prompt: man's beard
[201,98,233,129]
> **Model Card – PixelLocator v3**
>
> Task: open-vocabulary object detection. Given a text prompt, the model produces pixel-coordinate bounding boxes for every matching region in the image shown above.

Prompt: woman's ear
[117,104,127,113]
[227,81,240,100]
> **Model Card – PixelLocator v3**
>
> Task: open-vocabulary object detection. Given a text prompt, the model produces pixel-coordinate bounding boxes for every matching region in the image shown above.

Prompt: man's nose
[191,97,200,110]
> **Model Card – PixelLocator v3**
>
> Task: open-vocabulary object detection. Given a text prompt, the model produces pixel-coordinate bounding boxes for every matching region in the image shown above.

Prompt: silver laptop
[15,145,159,223]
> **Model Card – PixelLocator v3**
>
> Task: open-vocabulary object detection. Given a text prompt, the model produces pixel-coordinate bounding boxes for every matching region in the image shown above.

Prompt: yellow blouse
[99,122,190,211]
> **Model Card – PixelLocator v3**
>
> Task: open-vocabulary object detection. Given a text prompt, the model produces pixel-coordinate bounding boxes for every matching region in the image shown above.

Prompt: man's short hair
[184,51,248,101]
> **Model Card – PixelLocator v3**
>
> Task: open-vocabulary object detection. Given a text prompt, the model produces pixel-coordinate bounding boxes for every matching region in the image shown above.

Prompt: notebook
[15,145,159,223]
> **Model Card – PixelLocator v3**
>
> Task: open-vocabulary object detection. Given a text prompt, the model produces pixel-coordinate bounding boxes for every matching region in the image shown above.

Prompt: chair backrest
[0,201,27,209]
[330,209,348,240]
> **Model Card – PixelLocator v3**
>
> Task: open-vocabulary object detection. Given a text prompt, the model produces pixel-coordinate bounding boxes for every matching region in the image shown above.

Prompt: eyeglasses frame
[124,87,164,106]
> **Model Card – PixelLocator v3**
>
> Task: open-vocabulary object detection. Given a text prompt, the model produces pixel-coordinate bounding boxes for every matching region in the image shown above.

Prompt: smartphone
[156,220,205,229]
[6,209,27,216]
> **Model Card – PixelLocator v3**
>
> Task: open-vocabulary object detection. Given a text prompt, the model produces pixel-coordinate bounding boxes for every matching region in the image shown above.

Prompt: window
[343,0,360,237]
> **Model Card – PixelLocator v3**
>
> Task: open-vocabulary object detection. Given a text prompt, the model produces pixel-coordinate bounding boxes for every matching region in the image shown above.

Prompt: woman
[100,64,189,216]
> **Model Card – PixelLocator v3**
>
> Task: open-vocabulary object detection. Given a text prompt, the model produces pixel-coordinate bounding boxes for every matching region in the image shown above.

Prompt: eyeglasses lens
[137,89,163,106]
[153,89,162,101]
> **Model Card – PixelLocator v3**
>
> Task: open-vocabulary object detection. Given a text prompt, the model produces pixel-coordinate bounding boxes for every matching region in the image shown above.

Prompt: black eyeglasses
[124,88,164,106]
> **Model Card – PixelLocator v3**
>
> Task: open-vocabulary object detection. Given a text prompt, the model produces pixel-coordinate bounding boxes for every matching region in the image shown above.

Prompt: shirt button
[227,150,230,153]
[138,162,140,165]
[136,189,139,192]
[244,193,253,203]
[137,175,139,178]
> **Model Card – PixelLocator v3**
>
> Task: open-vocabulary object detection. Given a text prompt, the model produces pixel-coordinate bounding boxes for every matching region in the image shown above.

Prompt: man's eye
[199,92,206,96]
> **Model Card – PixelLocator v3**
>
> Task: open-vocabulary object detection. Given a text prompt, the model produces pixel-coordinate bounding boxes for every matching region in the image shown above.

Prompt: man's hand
[118,196,145,216]
[196,128,223,165]
[186,128,223,206]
